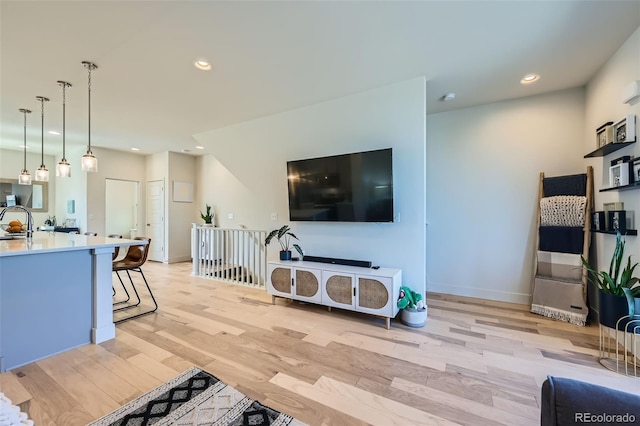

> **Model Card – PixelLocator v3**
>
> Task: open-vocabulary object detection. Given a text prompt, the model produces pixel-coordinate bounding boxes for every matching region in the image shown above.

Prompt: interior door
[146,180,165,262]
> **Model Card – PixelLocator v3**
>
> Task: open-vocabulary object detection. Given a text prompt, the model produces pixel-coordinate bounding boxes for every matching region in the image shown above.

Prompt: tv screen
[287,148,393,222]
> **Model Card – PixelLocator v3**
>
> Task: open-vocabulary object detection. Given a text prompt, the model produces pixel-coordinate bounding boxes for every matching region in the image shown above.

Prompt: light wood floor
[2,261,639,425]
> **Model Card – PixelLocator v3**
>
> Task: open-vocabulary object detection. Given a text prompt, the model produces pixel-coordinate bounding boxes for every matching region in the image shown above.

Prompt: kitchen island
[0,232,146,372]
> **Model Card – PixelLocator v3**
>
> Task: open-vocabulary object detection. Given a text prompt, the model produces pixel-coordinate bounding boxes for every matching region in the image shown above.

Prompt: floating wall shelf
[584,141,635,158]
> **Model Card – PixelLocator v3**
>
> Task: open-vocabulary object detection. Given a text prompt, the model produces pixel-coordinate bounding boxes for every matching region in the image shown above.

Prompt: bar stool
[107,234,122,260]
[108,234,130,302]
[84,232,97,236]
[112,237,157,323]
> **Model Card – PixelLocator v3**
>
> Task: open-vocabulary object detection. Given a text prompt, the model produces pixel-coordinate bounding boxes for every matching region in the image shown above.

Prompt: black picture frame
[592,211,605,231]
[607,210,627,233]
[633,158,640,183]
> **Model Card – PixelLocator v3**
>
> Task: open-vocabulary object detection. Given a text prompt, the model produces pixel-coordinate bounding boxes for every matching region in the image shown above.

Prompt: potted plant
[397,286,427,327]
[200,204,214,226]
[265,225,299,260]
[581,232,640,330]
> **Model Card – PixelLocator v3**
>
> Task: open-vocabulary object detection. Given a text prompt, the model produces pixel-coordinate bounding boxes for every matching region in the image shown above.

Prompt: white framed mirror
[0,179,49,212]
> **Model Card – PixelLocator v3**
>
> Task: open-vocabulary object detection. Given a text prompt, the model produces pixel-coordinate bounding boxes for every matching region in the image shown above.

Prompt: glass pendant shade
[35,96,50,182]
[56,159,71,177]
[18,108,32,185]
[82,61,98,172]
[81,152,98,172]
[57,80,72,177]
[18,169,32,185]
[36,166,49,182]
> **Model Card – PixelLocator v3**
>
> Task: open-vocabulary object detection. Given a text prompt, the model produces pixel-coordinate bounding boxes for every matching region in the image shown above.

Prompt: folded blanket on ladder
[531,250,587,326]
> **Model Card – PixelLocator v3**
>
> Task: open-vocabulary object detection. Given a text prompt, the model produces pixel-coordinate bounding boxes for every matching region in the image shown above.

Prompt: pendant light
[18,108,32,185]
[35,96,50,182]
[81,61,98,172]
[56,81,72,177]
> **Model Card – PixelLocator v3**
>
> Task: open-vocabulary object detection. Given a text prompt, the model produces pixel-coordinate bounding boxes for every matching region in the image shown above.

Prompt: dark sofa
[541,376,640,425]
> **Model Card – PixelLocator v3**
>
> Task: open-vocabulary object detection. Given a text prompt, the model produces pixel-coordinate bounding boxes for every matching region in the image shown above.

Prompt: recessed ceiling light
[48,130,60,135]
[194,58,212,71]
[19,145,29,149]
[182,149,191,153]
[195,145,204,150]
[131,147,140,151]
[441,92,456,101]
[521,74,540,84]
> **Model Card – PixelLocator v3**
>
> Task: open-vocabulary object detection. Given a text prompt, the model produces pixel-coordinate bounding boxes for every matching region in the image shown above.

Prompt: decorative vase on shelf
[280,250,292,261]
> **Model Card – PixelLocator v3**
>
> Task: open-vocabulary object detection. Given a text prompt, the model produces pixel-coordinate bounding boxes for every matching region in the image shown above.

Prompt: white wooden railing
[191,224,267,288]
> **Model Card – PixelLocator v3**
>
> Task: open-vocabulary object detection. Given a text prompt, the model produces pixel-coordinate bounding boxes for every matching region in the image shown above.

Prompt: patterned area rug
[89,367,307,426]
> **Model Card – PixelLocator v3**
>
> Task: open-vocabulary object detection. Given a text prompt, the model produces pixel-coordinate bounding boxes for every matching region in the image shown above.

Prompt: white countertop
[0,231,144,257]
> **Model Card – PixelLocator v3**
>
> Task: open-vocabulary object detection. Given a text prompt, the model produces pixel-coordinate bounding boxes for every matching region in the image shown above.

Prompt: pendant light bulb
[56,81,72,177]
[35,96,50,182]
[57,159,71,177]
[81,61,98,172]
[36,166,49,182]
[81,152,97,172]
[18,108,32,185]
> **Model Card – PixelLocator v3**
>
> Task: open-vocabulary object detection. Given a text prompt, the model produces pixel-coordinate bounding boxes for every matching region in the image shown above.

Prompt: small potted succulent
[200,204,214,226]
[397,286,427,327]
[265,225,301,260]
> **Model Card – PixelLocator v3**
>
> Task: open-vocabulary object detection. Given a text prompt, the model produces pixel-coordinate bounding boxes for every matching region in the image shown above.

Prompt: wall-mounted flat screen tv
[287,148,393,222]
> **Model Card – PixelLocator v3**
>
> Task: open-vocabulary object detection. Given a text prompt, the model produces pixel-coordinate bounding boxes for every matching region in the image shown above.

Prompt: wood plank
[391,377,536,426]
[10,363,94,425]
[36,356,120,419]
[126,353,179,382]
[18,400,57,426]
[270,373,460,426]
[90,347,163,393]
[0,371,32,405]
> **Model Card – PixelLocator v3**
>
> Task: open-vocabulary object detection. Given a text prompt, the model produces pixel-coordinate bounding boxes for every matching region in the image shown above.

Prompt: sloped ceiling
[1,1,639,157]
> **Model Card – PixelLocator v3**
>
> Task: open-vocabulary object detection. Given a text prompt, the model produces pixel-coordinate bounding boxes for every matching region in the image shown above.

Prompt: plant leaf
[277,225,290,239]
[265,229,278,245]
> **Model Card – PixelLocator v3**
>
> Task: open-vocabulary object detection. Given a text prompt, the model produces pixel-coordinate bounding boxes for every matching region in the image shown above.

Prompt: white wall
[167,151,197,263]
[54,145,88,231]
[585,26,640,315]
[194,156,260,229]
[146,151,196,263]
[195,77,427,293]
[86,147,146,236]
[0,149,56,226]
[105,179,138,238]
[146,152,168,262]
[426,88,586,304]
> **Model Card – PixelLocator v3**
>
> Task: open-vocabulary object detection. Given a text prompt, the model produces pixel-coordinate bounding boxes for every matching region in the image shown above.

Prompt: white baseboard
[427,282,531,305]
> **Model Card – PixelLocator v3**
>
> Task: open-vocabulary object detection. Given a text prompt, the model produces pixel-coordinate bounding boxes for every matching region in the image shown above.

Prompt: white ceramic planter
[400,307,427,327]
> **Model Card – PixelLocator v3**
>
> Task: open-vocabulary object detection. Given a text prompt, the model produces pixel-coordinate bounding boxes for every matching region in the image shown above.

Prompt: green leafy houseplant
[265,225,300,259]
[200,204,214,224]
[581,232,640,297]
[397,286,425,310]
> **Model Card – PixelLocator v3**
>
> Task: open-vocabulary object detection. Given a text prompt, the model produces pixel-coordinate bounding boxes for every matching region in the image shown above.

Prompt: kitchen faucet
[0,205,34,239]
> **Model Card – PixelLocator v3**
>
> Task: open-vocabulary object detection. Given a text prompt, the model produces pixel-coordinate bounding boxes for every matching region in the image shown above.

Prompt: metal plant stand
[599,315,640,377]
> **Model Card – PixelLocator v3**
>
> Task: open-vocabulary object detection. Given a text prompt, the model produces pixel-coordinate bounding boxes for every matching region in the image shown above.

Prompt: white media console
[267,259,402,329]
